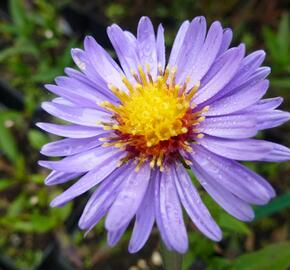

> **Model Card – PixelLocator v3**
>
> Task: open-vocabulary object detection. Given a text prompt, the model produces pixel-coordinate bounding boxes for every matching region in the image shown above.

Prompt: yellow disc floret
[116,78,190,147]
[99,64,205,171]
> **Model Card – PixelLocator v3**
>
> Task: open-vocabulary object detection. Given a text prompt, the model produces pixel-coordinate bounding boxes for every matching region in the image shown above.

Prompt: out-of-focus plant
[263,14,290,90]
[0,1,77,269]
[0,0,76,114]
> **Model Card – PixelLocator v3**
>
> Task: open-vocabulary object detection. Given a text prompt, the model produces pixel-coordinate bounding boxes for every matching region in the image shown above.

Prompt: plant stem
[161,241,183,270]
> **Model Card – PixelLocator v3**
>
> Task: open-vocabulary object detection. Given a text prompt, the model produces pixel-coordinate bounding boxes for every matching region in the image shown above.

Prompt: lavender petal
[137,16,158,79]
[50,150,125,207]
[191,145,275,205]
[159,166,188,253]
[36,122,104,138]
[156,24,165,72]
[190,161,255,221]
[79,164,131,230]
[129,174,155,253]
[40,137,102,157]
[217,28,233,56]
[105,163,151,231]
[193,44,245,104]
[41,102,110,127]
[198,114,257,139]
[39,146,122,173]
[205,80,269,116]
[44,171,82,186]
[168,20,190,67]
[174,163,222,241]
[198,135,273,161]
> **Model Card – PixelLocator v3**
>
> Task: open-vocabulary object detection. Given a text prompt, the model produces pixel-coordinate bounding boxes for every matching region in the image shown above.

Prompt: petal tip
[49,199,58,208]
[38,160,47,167]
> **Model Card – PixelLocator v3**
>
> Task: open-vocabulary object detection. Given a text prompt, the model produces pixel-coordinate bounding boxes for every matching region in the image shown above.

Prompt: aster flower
[38,16,290,254]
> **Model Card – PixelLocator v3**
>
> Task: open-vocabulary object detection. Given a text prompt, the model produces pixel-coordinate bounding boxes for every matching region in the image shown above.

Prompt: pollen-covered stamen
[100,64,207,171]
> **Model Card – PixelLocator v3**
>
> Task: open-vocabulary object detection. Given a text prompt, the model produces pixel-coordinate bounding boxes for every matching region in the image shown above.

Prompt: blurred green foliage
[0,0,289,270]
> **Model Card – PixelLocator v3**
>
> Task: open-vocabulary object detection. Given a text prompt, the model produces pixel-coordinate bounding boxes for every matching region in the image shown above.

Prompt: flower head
[38,16,290,253]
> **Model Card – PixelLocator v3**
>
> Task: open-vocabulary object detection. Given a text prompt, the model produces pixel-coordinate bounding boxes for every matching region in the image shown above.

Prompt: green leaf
[0,112,25,177]
[207,257,231,270]
[11,213,58,233]
[50,202,72,222]
[31,67,62,83]
[219,212,251,235]
[58,38,78,67]
[263,28,279,59]
[7,194,26,217]
[9,0,26,31]
[231,242,290,270]
[161,241,183,270]
[254,193,290,220]
[0,115,19,164]
[277,14,289,57]
[28,129,49,150]
[30,174,45,184]
[271,78,290,89]
[0,179,14,191]
[0,22,18,34]
[0,44,38,62]
[105,3,125,21]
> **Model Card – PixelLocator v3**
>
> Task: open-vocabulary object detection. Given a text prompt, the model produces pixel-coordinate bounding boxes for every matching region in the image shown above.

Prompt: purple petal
[107,24,140,81]
[207,65,270,106]
[137,16,158,79]
[63,67,115,101]
[107,222,129,247]
[193,45,245,104]
[159,166,188,253]
[41,102,110,127]
[205,80,269,116]
[124,30,137,46]
[83,36,125,89]
[198,114,257,139]
[39,146,122,173]
[190,161,255,221]
[79,164,131,230]
[44,84,100,108]
[36,122,104,138]
[71,48,108,87]
[55,75,116,103]
[174,163,222,241]
[154,171,173,250]
[156,24,165,72]
[50,150,125,207]
[198,135,272,161]
[254,110,290,130]
[191,145,275,205]
[105,163,151,231]
[168,20,190,67]
[71,48,90,73]
[44,171,81,186]
[241,97,283,112]
[186,21,223,87]
[225,50,266,91]
[52,97,76,107]
[175,16,207,84]
[40,137,102,157]
[217,28,233,56]
[129,175,155,253]
[260,143,290,162]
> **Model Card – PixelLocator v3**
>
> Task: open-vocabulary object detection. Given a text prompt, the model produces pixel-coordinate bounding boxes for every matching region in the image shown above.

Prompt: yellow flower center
[100,65,206,171]
[116,77,192,147]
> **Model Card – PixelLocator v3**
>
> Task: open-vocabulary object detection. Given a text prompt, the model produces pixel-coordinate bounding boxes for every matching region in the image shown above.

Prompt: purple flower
[38,16,290,253]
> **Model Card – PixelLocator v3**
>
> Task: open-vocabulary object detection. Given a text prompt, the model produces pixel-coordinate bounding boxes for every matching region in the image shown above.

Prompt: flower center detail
[100,65,208,171]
